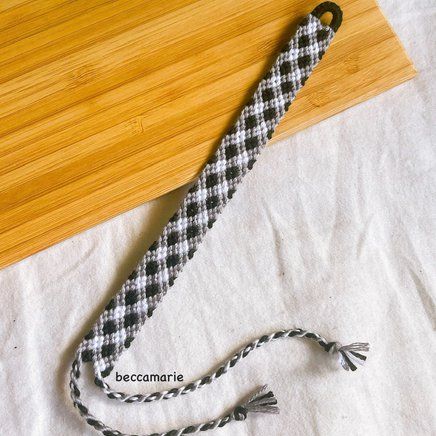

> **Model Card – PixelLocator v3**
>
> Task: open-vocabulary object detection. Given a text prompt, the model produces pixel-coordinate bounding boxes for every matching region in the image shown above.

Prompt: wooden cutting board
[0,0,415,269]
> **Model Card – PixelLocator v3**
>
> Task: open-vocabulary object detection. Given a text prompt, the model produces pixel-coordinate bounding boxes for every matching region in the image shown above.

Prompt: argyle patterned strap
[70,3,353,435]
[80,4,340,378]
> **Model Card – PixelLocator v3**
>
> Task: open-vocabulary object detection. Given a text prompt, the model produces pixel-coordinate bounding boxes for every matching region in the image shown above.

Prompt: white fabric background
[1,1,435,435]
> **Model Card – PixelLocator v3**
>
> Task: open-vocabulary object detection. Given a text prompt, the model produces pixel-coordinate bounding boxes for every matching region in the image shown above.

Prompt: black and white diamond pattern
[78,13,335,377]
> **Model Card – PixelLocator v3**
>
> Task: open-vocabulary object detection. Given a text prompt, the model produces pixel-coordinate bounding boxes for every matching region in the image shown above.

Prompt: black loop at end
[311,2,343,33]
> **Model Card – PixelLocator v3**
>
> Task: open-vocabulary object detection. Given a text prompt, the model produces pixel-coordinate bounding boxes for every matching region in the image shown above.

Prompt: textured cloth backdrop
[0,1,434,435]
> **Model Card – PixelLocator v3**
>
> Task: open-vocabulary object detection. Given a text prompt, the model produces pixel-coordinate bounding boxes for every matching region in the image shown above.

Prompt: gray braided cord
[70,328,368,436]
[69,3,353,435]
[91,328,368,403]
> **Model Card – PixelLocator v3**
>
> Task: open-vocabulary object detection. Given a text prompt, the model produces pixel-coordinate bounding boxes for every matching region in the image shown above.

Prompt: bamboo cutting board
[0,0,415,269]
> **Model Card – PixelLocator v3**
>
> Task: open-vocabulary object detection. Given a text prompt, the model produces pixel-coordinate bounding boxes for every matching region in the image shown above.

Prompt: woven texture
[77,14,335,379]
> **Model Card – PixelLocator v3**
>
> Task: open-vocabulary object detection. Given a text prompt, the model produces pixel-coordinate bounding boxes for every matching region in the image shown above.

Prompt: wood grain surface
[0,0,415,269]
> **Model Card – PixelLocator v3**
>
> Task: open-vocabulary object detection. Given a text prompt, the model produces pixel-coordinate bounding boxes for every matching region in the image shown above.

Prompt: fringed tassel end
[232,385,279,422]
[327,341,370,371]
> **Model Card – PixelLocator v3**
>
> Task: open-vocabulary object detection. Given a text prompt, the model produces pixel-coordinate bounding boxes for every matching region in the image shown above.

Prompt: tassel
[327,342,370,371]
[232,385,279,422]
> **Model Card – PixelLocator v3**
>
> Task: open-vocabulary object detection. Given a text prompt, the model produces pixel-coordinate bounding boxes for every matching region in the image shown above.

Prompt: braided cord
[71,327,367,436]
[71,352,278,436]
[92,329,329,403]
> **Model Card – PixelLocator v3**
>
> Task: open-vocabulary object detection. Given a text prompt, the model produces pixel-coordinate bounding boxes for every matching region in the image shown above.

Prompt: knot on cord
[325,341,370,371]
[233,406,248,421]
